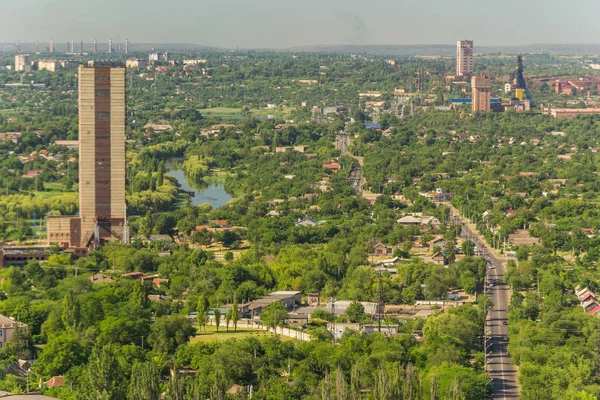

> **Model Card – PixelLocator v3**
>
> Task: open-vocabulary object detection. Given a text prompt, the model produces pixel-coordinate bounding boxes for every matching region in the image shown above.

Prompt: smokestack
[71,39,74,53]
[125,38,129,54]
[35,41,38,53]
[80,40,83,53]
[50,39,54,53]
[108,38,112,54]
[94,38,97,53]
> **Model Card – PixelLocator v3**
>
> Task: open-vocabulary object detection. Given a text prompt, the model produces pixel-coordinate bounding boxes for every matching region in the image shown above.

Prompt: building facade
[78,65,127,247]
[47,65,127,249]
[471,76,491,112]
[14,54,31,72]
[456,40,474,76]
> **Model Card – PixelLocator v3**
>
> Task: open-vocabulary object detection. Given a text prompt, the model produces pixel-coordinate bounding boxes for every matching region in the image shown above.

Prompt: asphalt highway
[449,206,521,399]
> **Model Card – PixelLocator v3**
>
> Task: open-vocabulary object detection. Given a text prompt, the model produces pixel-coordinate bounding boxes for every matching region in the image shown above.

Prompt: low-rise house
[371,242,394,256]
[245,291,302,318]
[322,162,341,173]
[508,230,541,246]
[0,314,28,350]
[0,132,22,143]
[144,122,173,132]
[295,218,318,227]
[429,236,446,250]
[363,324,399,336]
[121,272,144,280]
[397,215,421,225]
[45,376,65,388]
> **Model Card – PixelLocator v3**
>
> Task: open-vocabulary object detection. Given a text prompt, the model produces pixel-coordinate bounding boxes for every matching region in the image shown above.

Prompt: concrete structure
[93,38,97,54]
[108,38,112,54]
[14,54,31,72]
[78,65,126,247]
[49,39,54,53]
[125,38,129,54]
[456,40,474,76]
[47,65,127,249]
[125,59,148,69]
[548,108,600,119]
[37,60,60,72]
[471,76,491,112]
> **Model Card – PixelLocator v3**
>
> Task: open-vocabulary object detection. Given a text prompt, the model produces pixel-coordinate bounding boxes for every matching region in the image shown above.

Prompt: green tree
[231,298,240,332]
[80,345,126,400]
[260,302,288,331]
[345,301,365,323]
[61,290,80,332]
[127,360,160,400]
[148,315,196,354]
[196,295,209,332]
[214,308,221,332]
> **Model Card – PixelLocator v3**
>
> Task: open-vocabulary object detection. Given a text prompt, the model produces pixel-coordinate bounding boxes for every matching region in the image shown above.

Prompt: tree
[196,295,209,332]
[461,240,475,256]
[34,334,89,377]
[214,308,221,332]
[128,360,160,400]
[225,309,232,332]
[62,290,80,332]
[148,315,196,354]
[231,298,240,332]
[260,302,288,331]
[345,301,365,323]
[80,345,126,400]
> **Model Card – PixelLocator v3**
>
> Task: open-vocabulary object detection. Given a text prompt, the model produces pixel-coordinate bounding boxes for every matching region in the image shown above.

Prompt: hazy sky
[3,0,600,49]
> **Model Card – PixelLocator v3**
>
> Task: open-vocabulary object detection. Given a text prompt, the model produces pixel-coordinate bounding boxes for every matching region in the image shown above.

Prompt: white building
[14,54,31,72]
[456,40,474,76]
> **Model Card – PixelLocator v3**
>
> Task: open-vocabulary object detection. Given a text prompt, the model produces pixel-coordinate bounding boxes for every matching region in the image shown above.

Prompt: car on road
[503,321,508,325]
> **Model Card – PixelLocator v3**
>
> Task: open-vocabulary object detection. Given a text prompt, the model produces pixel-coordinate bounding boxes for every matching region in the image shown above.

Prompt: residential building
[0,314,27,350]
[471,76,491,112]
[38,60,60,72]
[14,54,31,72]
[456,40,474,76]
[126,59,148,69]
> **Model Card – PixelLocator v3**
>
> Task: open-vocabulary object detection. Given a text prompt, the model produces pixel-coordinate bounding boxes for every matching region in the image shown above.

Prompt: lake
[165,160,232,208]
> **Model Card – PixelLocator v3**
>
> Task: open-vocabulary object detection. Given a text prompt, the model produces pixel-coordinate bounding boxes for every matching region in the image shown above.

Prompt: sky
[2,0,600,49]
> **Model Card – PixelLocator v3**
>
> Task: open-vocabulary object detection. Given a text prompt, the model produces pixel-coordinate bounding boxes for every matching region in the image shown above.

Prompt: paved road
[448,206,521,399]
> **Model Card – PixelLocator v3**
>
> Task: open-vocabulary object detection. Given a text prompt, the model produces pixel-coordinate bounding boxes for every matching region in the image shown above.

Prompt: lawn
[190,325,294,343]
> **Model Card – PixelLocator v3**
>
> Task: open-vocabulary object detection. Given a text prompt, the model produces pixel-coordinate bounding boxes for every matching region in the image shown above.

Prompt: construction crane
[515,55,535,107]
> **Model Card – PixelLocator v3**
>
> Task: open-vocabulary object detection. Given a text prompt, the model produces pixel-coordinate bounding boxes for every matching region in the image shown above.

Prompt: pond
[165,159,232,208]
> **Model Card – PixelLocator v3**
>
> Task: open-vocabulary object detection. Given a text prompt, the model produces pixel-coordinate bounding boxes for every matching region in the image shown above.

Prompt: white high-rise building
[456,40,474,77]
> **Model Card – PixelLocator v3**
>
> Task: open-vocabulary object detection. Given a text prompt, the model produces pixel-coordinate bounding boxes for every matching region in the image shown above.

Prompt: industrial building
[46,64,128,249]
[471,76,491,112]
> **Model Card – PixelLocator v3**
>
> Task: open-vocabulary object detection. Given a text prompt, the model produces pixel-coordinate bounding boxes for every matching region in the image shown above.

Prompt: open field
[199,106,293,120]
[190,325,294,343]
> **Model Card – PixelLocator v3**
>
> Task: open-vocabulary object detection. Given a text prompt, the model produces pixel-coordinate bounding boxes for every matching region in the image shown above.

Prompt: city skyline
[2,0,600,49]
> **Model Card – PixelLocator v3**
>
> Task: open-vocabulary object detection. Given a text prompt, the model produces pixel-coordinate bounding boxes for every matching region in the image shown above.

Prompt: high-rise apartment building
[108,38,112,54]
[471,76,491,112]
[457,40,474,76]
[14,54,31,71]
[47,65,127,249]
[125,38,129,54]
[50,39,54,53]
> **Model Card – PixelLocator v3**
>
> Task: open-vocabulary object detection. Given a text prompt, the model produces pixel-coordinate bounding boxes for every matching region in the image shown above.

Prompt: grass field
[190,325,294,343]
[199,107,293,120]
